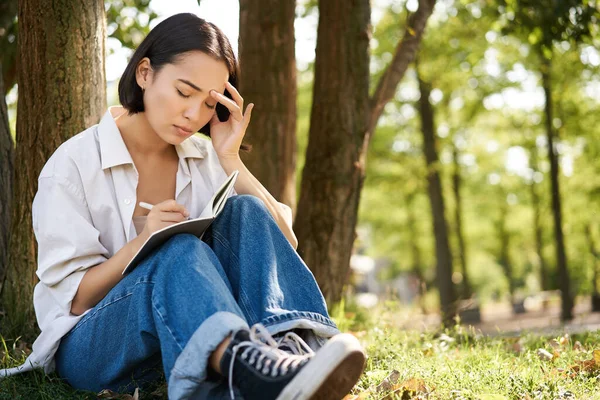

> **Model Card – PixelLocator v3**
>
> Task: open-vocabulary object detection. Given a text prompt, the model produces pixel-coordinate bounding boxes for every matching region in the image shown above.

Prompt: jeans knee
[144,234,209,277]
[226,195,267,215]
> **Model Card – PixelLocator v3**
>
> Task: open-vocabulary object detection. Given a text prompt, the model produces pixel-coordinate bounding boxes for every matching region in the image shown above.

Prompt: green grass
[2,301,600,399]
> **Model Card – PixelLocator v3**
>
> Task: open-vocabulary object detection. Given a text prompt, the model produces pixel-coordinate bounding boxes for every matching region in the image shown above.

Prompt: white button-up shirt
[1,106,292,377]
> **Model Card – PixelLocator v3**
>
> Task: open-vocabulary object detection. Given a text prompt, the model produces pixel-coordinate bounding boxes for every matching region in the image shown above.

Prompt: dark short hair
[119,13,249,150]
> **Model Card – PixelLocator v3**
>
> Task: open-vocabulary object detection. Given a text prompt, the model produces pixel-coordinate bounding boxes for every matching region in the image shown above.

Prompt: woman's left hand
[209,81,254,160]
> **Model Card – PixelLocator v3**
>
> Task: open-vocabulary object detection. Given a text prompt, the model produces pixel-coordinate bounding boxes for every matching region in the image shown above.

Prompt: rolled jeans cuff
[168,311,248,399]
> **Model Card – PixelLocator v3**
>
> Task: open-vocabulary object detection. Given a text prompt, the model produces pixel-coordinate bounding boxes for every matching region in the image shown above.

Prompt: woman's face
[137,51,229,144]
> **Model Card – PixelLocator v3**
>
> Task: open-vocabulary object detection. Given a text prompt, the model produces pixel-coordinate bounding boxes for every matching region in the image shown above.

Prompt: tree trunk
[0,62,13,298]
[541,56,573,321]
[406,192,424,284]
[417,72,456,324]
[407,192,426,312]
[294,0,371,304]
[452,145,471,299]
[528,145,549,291]
[238,0,297,209]
[0,0,18,92]
[368,0,436,138]
[1,0,106,338]
[586,224,599,295]
[497,201,515,304]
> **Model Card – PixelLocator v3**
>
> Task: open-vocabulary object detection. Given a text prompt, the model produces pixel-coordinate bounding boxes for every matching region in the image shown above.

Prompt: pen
[139,202,154,210]
[139,201,191,219]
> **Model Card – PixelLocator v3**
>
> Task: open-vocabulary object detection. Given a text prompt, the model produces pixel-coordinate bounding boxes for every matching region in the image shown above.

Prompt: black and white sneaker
[220,323,366,400]
[275,329,315,356]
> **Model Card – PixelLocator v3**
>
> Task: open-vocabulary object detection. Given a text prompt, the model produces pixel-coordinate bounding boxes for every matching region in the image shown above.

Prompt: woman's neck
[114,107,173,157]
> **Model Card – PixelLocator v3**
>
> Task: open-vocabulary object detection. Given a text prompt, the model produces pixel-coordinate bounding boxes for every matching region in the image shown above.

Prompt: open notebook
[122,170,239,275]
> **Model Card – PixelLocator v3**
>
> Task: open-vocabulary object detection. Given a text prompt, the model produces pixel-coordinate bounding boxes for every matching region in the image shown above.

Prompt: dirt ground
[385,295,600,336]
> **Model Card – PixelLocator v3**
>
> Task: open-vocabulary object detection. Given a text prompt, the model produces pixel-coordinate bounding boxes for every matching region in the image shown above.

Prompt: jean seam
[261,313,337,329]
[67,280,153,336]
[212,231,260,323]
[170,366,203,383]
[212,230,241,266]
[151,300,185,353]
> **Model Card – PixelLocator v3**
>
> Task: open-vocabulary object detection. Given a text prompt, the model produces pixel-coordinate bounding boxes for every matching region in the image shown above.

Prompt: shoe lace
[276,331,315,356]
[228,324,310,400]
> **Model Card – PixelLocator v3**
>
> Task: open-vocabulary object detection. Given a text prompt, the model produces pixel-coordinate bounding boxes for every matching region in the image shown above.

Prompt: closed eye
[176,89,190,99]
[206,103,216,109]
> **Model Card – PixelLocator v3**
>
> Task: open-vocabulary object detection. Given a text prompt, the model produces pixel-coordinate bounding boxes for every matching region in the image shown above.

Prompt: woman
[0,13,365,400]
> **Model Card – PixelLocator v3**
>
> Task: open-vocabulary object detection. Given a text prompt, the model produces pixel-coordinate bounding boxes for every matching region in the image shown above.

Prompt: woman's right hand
[142,199,190,238]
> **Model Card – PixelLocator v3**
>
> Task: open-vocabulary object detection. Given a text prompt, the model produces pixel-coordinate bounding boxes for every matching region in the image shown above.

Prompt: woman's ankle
[208,335,232,375]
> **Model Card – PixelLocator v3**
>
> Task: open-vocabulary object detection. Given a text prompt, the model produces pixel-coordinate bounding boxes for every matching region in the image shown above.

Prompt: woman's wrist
[218,154,243,174]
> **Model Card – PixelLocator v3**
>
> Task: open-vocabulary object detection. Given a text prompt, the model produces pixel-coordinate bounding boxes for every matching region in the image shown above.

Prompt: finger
[225,82,244,109]
[210,90,243,120]
[209,112,220,126]
[242,103,254,129]
[159,211,188,222]
[156,200,189,217]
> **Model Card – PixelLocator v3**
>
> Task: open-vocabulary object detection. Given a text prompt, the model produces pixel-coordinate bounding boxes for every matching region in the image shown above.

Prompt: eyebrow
[177,79,203,92]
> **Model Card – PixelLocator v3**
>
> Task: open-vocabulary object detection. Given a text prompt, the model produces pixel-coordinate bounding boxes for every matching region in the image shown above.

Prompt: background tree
[295,0,436,304]
[499,0,599,320]
[238,0,297,209]
[0,63,13,296]
[0,0,17,296]
[1,0,106,338]
[416,68,457,322]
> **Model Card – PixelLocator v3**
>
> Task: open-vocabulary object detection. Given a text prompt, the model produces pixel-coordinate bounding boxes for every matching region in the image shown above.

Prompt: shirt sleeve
[278,202,293,227]
[33,175,109,315]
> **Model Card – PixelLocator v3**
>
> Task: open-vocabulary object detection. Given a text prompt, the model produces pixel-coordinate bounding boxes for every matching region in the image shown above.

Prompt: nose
[182,99,204,122]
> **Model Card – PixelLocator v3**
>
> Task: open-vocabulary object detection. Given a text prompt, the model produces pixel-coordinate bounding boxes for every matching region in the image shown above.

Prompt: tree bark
[497,201,515,304]
[407,192,427,311]
[528,145,549,291]
[238,0,297,209]
[1,0,106,337]
[0,63,14,297]
[586,224,599,295]
[0,0,18,92]
[452,145,471,299]
[541,56,573,321]
[406,192,424,284]
[294,0,371,304]
[417,72,456,324]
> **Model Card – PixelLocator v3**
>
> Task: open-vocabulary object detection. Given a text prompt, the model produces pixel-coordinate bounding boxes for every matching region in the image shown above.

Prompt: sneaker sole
[275,333,366,400]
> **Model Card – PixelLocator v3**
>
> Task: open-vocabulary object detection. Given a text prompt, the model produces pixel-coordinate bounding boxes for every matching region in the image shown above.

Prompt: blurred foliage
[358,0,600,307]
[105,0,158,52]
[0,0,161,94]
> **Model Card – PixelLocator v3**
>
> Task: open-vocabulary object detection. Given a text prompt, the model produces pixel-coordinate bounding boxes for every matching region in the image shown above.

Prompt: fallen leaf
[375,370,400,392]
[593,349,600,364]
[573,341,583,351]
[537,348,554,361]
[422,347,433,357]
[343,394,369,400]
[438,333,455,343]
[97,388,139,400]
[559,334,570,346]
[549,339,561,350]
[383,378,431,400]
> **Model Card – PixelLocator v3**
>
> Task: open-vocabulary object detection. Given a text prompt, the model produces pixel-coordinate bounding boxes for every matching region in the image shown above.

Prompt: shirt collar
[98,106,206,170]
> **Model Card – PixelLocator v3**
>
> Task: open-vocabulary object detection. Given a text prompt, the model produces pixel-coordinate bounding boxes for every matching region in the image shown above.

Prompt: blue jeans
[54,195,340,399]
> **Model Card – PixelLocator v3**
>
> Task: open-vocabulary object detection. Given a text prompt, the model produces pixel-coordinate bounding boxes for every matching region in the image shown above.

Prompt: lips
[173,125,193,137]
[174,125,193,134]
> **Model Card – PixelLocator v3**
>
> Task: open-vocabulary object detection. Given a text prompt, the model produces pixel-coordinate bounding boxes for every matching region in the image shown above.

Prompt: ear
[135,57,153,91]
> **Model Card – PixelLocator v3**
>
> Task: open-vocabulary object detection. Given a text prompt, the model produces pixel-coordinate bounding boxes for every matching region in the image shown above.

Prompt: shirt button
[124,198,131,205]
